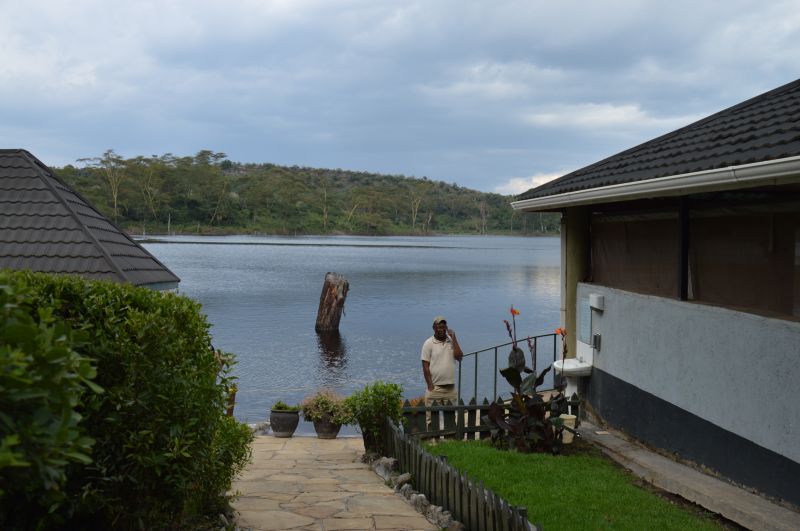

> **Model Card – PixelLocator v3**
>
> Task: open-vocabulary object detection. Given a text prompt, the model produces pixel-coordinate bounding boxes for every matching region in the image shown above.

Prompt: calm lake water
[143,235,560,433]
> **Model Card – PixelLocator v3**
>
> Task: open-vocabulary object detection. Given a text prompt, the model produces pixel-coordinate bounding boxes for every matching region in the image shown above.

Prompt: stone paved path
[231,436,437,531]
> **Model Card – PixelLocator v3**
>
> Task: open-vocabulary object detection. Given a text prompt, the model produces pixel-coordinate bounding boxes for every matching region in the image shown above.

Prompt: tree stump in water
[315,272,349,332]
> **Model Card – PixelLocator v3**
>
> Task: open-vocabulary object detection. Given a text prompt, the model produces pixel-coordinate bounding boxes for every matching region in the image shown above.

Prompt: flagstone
[346,495,422,515]
[236,509,315,530]
[322,517,376,530]
[292,491,354,503]
[339,483,396,493]
[232,496,283,511]
[373,515,437,530]
[233,480,302,494]
[284,501,344,518]
[333,469,386,483]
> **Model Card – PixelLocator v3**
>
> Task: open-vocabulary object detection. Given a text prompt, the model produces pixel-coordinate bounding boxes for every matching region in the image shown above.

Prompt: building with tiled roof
[0,149,179,290]
[514,78,800,206]
[512,79,800,507]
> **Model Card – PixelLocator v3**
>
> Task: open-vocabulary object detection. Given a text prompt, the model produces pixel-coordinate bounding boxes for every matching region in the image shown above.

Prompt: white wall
[578,283,800,463]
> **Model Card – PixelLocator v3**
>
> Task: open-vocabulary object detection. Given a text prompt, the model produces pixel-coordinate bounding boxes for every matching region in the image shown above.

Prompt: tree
[77,149,126,222]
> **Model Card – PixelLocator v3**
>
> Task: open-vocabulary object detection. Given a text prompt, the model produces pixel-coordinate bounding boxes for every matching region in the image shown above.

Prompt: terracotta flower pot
[270,410,300,438]
[312,415,342,439]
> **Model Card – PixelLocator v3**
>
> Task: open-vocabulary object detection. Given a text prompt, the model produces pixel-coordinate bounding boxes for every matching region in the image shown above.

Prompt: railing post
[553,334,559,389]
[458,361,462,403]
[492,346,498,401]
[473,350,478,402]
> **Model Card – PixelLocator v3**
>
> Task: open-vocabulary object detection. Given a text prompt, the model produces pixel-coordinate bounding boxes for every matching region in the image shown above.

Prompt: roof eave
[511,156,800,212]
[140,280,180,291]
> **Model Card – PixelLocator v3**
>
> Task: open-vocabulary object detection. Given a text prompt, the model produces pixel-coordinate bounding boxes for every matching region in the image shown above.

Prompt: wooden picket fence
[401,397,494,439]
[381,416,538,531]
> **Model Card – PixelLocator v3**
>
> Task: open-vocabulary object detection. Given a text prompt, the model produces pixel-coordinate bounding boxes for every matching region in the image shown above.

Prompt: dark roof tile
[518,78,800,200]
[0,149,179,288]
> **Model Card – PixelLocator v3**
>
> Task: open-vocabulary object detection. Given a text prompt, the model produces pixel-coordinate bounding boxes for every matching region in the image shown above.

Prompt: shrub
[0,278,101,528]
[301,389,352,425]
[198,415,254,515]
[271,400,300,412]
[345,381,403,453]
[0,270,252,528]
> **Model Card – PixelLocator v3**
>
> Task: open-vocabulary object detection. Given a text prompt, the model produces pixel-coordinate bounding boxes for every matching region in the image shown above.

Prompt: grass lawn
[426,439,725,530]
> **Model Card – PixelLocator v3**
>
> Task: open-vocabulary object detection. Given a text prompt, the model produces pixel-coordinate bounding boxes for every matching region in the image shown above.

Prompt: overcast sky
[1,1,799,194]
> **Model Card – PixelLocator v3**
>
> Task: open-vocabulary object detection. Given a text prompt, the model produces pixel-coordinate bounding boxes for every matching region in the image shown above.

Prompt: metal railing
[457,333,559,403]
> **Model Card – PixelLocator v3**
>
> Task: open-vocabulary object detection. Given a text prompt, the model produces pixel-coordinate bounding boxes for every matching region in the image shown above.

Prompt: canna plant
[483,308,568,454]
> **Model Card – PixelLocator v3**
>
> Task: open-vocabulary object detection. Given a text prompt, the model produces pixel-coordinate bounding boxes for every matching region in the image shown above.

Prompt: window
[588,192,800,320]
[591,212,678,298]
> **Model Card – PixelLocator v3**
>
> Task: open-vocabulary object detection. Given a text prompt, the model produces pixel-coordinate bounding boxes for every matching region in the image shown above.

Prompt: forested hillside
[56,150,560,236]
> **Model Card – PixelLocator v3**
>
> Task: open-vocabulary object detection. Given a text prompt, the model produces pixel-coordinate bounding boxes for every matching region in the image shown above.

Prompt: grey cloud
[1,1,799,191]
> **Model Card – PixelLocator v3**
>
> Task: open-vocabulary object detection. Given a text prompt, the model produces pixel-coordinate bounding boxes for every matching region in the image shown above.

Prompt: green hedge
[0,270,253,529]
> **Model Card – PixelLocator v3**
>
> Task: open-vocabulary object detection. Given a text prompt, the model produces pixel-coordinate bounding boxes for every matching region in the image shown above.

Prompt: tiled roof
[0,149,179,289]
[517,78,800,201]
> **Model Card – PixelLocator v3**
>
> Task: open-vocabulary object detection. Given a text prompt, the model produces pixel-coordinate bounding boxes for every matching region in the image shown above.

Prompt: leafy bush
[0,279,101,528]
[199,415,254,515]
[345,381,403,453]
[301,389,352,425]
[0,270,252,528]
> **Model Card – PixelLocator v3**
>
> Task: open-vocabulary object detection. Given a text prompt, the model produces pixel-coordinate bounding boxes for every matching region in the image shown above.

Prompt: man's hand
[427,383,434,392]
[448,328,464,361]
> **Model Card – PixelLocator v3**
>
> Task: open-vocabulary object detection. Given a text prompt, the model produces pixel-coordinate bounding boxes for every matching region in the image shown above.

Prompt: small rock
[394,472,412,490]
[248,421,269,435]
[426,505,441,522]
[360,450,381,464]
[371,457,398,481]
[413,493,429,513]
[399,483,413,498]
[436,510,453,528]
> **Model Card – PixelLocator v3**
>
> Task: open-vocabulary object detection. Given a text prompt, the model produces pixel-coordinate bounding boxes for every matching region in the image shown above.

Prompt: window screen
[588,199,799,320]
[591,214,678,298]
[690,212,798,317]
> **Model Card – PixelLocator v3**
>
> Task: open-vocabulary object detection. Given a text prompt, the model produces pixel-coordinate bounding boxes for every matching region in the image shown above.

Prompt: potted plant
[270,400,300,438]
[345,381,403,453]
[301,389,352,439]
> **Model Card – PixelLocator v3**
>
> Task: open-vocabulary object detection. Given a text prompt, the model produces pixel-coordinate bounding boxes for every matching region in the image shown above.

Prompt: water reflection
[316,331,348,387]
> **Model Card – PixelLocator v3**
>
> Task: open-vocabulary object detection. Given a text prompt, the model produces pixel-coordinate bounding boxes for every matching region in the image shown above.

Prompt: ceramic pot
[270,410,299,438]
[312,415,342,439]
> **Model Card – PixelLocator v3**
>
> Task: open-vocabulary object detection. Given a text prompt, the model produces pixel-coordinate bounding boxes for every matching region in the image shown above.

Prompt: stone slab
[373,514,437,530]
[236,509,315,530]
[321,517,375,530]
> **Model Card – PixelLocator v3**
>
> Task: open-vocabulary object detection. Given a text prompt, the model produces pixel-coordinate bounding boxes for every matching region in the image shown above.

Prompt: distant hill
[55,150,560,236]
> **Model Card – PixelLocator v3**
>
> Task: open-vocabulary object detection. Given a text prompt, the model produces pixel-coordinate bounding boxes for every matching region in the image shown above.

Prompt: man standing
[421,316,464,417]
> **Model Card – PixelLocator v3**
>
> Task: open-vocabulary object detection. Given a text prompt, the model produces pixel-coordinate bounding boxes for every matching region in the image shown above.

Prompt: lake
[143,235,561,433]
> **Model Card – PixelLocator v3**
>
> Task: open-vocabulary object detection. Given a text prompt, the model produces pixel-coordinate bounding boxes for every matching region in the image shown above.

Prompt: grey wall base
[586,367,800,508]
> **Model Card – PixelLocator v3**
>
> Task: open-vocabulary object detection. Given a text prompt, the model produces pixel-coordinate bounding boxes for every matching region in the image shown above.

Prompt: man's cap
[433,315,447,325]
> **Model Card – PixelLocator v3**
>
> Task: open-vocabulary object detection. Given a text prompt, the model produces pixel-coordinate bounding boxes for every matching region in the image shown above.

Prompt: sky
[1,1,799,195]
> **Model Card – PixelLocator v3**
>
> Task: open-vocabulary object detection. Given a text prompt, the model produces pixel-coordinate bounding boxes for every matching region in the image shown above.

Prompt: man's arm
[422,361,433,391]
[448,329,464,361]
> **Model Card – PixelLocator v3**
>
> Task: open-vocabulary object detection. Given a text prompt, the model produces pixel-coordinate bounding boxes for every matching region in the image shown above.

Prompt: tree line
[55,149,560,236]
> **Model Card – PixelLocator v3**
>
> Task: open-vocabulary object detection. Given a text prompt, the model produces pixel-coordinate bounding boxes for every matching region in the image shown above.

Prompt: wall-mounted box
[589,293,604,311]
